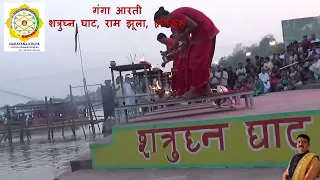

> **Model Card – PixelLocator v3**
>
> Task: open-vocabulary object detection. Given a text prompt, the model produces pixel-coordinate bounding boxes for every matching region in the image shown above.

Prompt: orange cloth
[283,153,319,180]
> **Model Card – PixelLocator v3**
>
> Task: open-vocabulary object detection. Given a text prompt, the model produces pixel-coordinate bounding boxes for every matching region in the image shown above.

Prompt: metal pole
[77,33,85,82]
[83,78,95,134]
[157,71,161,87]
[69,85,74,107]
[119,72,128,122]
[6,105,12,144]
[144,66,150,101]
[111,69,116,93]
[133,75,138,116]
[45,96,50,140]
[110,68,120,124]
[49,98,54,139]
[144,65,151,112]
[77,25,95,135]
[119,71,124,105]
[71,83,102,88]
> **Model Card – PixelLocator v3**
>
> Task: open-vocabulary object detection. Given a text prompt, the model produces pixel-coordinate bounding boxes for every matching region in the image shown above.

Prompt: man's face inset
[296,137,309,154]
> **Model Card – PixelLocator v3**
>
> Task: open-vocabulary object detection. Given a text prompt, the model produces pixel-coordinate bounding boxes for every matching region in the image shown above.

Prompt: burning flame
[149,80,162,90]
[149,85,156,89]
[165,89,172,94]
[156,80,161,89]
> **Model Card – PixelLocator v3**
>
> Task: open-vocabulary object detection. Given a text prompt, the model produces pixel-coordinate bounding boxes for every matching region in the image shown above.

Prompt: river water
[0,125,106,180]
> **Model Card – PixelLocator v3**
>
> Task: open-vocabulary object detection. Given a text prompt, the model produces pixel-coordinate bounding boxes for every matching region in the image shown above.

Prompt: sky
[0,0,320,106]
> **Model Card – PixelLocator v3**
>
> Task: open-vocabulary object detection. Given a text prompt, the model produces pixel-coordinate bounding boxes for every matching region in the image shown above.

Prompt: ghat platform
[55,168,284,180]
[90,89,320,170]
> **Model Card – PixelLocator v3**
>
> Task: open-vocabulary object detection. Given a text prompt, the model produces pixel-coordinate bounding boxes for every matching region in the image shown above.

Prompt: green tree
[218,34,284,69]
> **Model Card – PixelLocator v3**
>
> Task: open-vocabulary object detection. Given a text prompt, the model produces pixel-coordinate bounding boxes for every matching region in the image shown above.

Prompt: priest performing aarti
[154,6,220,98]
[157,33,189,97]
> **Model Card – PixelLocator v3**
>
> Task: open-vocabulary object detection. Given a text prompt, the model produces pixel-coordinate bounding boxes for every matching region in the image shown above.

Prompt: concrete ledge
[102,120,115,133]
[70,159,92,172]
[54,168,285,180]
[54,160,93,180]
[303,80,320,85]
[296,83,320,90]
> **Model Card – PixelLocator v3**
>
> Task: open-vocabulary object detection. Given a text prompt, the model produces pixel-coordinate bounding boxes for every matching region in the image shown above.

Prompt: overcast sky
[1,0,320,106]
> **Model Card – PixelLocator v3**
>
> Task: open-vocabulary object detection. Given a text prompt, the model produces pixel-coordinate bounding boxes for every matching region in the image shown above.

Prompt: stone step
[303,79,320,85]
[70,159,92,172]
[296,83,320,90]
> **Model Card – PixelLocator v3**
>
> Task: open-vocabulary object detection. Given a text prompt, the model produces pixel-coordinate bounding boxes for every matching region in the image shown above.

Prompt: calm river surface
[0,125,106,180]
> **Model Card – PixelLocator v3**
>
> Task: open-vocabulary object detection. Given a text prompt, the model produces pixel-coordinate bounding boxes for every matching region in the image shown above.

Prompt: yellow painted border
[90,109,320,169]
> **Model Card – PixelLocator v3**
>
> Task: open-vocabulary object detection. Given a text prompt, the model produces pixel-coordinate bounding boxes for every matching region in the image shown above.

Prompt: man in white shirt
[258,68,270,93]
[263,57,273,73]
[310,33,320,44]
[236,63,246,82]
[309,55,320,80]
[114,76,124,119]
[123,76,134,106]
[216,66,228,86]
[114,76,125,109]
[210,67,220,88]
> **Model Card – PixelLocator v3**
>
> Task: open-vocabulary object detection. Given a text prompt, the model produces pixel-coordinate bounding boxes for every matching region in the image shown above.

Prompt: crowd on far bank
[210,33,320,96]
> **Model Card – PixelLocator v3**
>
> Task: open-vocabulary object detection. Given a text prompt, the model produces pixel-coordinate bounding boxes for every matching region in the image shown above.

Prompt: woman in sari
[159,33,190,96]
[154,6,219,98]
[270,65,281,92]
[252,75,263,96]
[157,33,181,94]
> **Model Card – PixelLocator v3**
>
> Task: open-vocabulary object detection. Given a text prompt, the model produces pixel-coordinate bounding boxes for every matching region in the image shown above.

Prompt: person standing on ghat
[154,6,219,98]
[282,134,320,180]
[157,33,182,96]
[157,33,190,97]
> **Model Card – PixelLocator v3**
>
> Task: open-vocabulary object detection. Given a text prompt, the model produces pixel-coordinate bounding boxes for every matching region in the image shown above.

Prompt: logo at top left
[5,4,44,42]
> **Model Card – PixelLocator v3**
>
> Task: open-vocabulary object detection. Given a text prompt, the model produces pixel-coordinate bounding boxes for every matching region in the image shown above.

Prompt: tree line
[218,34,284,69]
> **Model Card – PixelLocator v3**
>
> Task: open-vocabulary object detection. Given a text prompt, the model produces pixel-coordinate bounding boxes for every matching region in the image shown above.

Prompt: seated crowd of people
[211,34,320,96]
